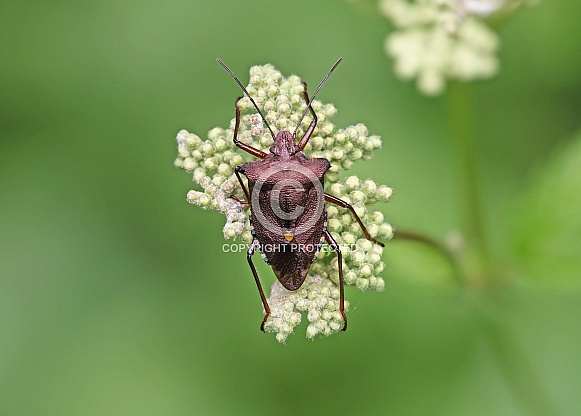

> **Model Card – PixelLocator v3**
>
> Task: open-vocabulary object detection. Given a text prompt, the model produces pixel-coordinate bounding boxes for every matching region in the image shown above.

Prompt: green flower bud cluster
[175,63,393,342]
[175,128,250,239]
[311,175,393,293]
[378,0,508,95]
[307,124,382,183]
[264,275,349,343]
[379,0,536,95]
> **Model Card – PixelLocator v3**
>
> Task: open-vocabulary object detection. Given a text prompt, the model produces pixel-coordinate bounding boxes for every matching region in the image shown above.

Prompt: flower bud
[356,278,370,290]
[182,158,196,171]
[345,176,360,190]
[193,168,206,182]
[379,223,394,239]
[376,185,393,202]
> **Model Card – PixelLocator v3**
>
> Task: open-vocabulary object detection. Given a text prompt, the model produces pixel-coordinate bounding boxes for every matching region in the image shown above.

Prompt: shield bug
[217,58,384,332]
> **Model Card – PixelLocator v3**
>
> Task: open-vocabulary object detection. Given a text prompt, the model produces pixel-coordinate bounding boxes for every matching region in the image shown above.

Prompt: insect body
[217,58,384,332]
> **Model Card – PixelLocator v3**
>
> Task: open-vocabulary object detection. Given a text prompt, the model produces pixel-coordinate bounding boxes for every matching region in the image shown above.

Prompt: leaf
[509,130,581,284]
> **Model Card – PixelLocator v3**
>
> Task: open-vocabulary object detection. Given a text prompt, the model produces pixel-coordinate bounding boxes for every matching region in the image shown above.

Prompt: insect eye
[270,146,276,154]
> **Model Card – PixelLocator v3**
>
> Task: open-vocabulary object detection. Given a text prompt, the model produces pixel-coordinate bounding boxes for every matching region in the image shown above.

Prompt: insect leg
[247,239,271,332]
[297,82,318,151]
[233,96,268,159]
[325,193,385,247]
[324,229,347,331]
[229,166,251,204]
[228,195,248,205]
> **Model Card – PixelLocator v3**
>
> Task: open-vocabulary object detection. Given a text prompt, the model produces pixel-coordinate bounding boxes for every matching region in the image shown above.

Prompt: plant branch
[392,229,461,283]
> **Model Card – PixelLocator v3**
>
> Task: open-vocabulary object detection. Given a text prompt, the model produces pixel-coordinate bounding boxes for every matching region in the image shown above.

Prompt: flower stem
[446,82,492,285]
[392,229,462,284]
[447,83,557,415]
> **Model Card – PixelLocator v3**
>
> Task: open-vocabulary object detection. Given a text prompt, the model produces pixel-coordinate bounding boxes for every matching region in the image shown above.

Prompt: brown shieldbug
[217,58,384,332]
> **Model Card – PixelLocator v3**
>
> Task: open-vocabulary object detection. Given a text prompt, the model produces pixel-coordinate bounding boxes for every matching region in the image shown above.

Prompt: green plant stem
[447,82,492,285]
[392,229,462,284]
[446,83,556,415]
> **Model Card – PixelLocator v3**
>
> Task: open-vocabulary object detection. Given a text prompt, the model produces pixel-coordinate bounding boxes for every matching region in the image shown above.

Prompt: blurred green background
[2,0,581,415]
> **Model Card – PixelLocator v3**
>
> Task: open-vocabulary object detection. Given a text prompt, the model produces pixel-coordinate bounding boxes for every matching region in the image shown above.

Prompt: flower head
[379,0,536,95]
[175,63,392,342]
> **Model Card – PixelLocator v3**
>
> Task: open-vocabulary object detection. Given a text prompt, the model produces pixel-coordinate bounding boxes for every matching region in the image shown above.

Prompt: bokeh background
[2,0,581,415]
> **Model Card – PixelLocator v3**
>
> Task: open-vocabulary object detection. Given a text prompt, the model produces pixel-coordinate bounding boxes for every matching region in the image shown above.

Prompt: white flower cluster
[176,128,248,239]
[311,175,393,291]
[379,0,534,95]
[264,275,348,343]
[175,63,393,342]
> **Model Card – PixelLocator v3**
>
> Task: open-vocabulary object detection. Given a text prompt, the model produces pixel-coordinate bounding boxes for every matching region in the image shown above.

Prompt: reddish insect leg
[233,96,267,159]
[229,166,250,204]
[247,240,271,332]
[325,193,384,247]
[324,230,346,331]
[297,82,318,151]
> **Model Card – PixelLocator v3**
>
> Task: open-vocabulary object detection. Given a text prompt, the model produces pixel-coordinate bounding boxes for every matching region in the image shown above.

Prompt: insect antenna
[293,57,343,137]
[216,58,276,140]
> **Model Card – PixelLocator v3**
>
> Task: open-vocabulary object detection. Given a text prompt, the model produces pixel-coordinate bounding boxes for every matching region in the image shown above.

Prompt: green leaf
[509,130,581,284]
